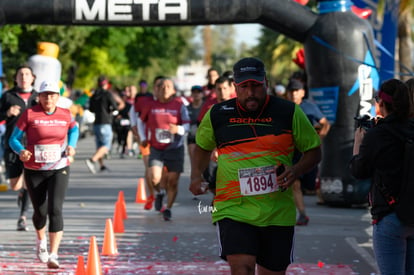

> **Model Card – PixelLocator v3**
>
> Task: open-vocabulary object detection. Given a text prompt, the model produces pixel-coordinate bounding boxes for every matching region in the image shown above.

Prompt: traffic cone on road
[135,178,147,203]
[75,255,86,275]
[0,183,8,192]
[117,190,127,219]
[86,236,102,275]
[113,201,125,233]
[102,218,118,255]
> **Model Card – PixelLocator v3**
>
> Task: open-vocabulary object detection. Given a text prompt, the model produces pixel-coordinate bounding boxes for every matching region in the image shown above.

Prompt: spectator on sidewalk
[85,75,118,174]
[350,79,414,275]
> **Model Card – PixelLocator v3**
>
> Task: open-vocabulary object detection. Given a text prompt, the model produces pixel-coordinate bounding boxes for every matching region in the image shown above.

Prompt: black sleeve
[349,130,378,179]
[89,95,97,113]
[0,93,9,121]
[108,92,118,111]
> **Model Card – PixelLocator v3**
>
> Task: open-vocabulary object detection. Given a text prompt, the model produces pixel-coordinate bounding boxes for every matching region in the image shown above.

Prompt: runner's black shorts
[217,218,294,272]
[4,148,23,179]
[149,146,184,173]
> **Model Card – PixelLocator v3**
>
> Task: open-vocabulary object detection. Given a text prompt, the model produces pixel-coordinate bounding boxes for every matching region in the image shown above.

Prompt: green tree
[210,25,238,72]
[0,25,196,90]
[0,25,92,87]
[398,0,413,81]
[253,27,302,86]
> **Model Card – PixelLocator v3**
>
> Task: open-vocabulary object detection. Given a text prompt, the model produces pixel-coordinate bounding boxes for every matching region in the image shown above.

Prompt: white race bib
[155,128,173,144]
[238,165,279,196]
[120,119,130,126]
[34,144,61,163]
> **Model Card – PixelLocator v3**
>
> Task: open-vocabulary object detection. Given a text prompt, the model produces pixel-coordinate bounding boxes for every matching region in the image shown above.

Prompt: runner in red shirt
[138,78,190,221]
[9,81,79,269]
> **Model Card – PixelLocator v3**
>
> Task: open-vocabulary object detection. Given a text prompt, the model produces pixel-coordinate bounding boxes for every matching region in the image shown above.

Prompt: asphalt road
[0,135,378,275]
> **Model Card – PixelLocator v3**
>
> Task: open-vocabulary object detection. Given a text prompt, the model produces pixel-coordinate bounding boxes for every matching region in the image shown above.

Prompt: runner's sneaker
[155,193,164,211]
[36,240,49,263]
[85,159,96,174]
[100,166,110,173]
[163,208,172,221]
[17,218,29,231]
[47,253,59,269]
[296,214,309,226]
[144,195,155,210]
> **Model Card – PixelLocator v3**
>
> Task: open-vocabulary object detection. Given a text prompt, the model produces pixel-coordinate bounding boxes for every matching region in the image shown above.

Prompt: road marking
[345,236,379,274]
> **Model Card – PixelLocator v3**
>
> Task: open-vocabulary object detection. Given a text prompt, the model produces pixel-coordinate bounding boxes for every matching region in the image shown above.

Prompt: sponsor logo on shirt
[229,117,272,124]
[220,105,234,111]
[34,119,68,126]
[151,109,178,115]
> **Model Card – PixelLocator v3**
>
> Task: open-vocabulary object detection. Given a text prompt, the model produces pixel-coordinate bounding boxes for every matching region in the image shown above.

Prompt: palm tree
[254,27,302,85]
[398,0,413,81]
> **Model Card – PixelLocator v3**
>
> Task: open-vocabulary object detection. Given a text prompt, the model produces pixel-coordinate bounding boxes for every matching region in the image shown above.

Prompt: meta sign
[74,0,188,22]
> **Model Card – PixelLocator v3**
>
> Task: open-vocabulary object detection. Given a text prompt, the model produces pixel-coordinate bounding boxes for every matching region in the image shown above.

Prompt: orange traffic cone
[86,236,102,275]
[135,178,147,203]
[117,190,127,219]
[75,255,86,275]
[102,218,118,256]
[113,201,125,233]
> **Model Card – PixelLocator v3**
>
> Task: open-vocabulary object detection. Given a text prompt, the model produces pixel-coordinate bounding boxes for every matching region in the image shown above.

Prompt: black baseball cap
[233,57,266,85]
[286,79,304,91]
[191,85,203,92]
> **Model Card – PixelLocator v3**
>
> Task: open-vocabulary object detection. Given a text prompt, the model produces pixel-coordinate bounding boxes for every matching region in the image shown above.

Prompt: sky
[193,23,262,48]
[233,23,262,47]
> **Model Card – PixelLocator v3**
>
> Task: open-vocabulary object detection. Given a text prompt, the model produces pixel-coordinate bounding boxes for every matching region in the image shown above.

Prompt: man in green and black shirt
[190,57,321,274]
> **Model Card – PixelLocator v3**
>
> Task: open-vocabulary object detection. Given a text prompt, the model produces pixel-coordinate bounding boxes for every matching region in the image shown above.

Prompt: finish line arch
[0,0,380,205]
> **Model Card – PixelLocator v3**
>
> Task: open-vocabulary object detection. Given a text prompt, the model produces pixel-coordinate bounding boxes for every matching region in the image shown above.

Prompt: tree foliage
[398,0,413,81]
[253,27,302,86]
[0,25,196,90]
[201,25,253,74]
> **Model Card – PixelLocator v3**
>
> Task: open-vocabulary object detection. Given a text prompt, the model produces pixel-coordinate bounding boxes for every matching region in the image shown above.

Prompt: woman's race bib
[34,144,61,163]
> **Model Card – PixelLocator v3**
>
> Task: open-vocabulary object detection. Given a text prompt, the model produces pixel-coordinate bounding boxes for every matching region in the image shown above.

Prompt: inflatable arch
[0,0,381,205]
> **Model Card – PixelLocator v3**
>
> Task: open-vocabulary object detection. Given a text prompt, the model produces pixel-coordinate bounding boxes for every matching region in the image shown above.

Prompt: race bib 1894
[238,165,279,196]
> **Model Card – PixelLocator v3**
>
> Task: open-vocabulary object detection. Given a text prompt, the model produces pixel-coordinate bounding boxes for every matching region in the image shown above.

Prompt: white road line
[345,236,379,274]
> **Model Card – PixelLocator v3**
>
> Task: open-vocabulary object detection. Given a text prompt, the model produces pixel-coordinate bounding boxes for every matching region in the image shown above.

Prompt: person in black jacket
[0,65,38,231]
[85,75,118,173]
[350,78,414,275]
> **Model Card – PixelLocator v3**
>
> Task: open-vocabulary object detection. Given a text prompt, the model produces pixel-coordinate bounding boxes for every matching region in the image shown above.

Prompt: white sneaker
[36,240,49,263]
[85,159,97,174]
[47,253,59,269]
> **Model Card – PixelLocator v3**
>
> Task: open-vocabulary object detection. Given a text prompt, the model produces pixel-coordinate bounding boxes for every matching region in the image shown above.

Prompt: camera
[354,115,375,130]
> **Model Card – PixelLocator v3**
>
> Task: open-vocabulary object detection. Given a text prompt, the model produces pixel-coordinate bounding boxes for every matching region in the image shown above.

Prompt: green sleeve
[195,108,216,151]
[292,104,321,152]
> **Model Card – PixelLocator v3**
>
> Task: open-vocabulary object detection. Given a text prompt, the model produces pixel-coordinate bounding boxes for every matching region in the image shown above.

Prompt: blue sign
[309,86,340,123]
